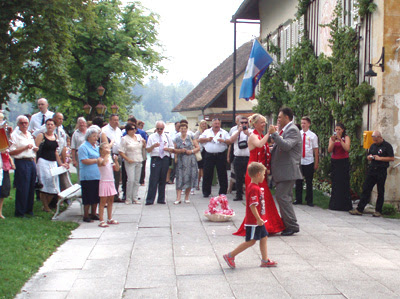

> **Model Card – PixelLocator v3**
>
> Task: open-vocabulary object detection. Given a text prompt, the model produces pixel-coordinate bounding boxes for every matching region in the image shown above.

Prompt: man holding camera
[350,131,394,217]
[229,116,251,201]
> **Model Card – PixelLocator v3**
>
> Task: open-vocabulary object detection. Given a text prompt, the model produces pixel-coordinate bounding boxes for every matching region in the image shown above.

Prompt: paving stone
[16,170,400,299]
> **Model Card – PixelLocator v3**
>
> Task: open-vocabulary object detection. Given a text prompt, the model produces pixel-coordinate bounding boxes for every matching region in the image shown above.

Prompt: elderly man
[71,117,87,183]
[28,98,54,134]
[269,107,302,236]
[145,121,174,205]
[102,114,123,202]
[199,118,231,197]
[9,115,38,217]
[350,131,394,217]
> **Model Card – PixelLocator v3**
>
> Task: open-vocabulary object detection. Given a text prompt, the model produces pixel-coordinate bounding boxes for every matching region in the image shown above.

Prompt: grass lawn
[0,173,79,299]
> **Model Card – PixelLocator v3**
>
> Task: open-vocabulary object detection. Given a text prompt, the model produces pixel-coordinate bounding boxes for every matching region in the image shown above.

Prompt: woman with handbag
[193,120,208,190]
[174,123,200,204]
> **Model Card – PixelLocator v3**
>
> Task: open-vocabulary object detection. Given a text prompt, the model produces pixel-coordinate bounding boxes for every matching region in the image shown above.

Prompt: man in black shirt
[350,131,394,217]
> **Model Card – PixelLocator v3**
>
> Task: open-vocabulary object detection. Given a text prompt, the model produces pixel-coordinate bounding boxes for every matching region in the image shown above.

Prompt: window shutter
[298,15,304,42]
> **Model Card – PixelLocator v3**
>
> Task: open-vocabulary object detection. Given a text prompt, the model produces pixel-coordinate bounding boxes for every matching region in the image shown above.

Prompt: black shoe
[145,203,153,206]
[203,194,210,198]
[307,203,314,207]
[90,214,100,220]
[83,217,93,223]
[281,229,299,236]
[293,201,302,205]
[233,198,243,201]
[157,202,166,204]
[114,198,123,203]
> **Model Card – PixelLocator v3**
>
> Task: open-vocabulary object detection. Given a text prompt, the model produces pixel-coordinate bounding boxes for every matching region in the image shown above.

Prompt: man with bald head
[28,98,54,134]
[350,131,394,217]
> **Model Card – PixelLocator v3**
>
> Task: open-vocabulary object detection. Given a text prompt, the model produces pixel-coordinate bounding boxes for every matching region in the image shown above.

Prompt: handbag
[190,135,202,161]
[195,150,202,162]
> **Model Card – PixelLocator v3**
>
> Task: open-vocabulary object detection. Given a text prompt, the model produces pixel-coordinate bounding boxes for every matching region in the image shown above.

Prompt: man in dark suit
[269,107,302,236]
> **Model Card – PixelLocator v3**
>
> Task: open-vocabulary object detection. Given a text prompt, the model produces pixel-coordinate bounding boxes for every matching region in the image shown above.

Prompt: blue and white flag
[239,39,273,101]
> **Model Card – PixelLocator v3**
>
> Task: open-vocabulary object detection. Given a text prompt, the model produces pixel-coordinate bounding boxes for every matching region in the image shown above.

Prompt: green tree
[45,0,164,128]
[0,0,83,105]
[1,0,165,130]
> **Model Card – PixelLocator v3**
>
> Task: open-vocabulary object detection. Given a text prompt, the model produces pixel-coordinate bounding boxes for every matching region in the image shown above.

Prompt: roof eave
[231,0,260,22]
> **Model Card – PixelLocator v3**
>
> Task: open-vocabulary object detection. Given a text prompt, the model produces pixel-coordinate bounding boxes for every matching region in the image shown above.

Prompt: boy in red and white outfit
[223,162,277,268]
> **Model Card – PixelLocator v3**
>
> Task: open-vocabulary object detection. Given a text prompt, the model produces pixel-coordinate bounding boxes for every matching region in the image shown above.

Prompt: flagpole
[232,18,237,126]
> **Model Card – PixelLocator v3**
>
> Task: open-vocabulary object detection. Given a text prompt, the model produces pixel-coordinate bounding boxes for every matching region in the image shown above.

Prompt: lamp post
[95,85,107,115]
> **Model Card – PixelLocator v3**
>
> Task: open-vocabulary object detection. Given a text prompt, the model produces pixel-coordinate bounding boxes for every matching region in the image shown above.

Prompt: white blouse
[119,134,144,162]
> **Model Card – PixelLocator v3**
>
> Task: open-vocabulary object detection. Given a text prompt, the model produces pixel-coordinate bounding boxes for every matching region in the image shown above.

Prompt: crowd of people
[0,99,395,243]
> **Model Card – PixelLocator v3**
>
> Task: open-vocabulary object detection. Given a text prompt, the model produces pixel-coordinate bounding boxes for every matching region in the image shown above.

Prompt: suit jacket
[270,122,302,182]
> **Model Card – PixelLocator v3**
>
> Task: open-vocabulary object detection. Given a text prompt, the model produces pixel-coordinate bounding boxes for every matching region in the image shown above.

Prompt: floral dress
[174,135,198,190]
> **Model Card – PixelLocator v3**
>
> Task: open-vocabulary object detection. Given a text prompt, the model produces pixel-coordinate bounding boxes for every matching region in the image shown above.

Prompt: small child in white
[223,162,277,268]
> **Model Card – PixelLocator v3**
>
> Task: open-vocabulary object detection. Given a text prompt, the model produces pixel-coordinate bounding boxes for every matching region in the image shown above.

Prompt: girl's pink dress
[233,130,285,236]
[99,161,117,197]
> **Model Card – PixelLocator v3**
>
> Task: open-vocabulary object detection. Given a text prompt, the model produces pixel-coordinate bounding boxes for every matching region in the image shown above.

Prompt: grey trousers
[275,180,299,231]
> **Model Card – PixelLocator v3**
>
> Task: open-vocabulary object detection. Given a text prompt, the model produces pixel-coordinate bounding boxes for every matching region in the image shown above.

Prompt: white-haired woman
[9,115,38,217]
[78,126,101,222]
[233,113,285,236]
[71,117,87,182]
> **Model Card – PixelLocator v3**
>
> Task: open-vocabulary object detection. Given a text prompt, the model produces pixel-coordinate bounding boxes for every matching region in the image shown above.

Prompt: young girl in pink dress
[98,143,120,227]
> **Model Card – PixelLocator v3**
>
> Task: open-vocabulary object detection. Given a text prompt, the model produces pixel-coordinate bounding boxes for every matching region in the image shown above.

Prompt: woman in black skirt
[328,123,352,211]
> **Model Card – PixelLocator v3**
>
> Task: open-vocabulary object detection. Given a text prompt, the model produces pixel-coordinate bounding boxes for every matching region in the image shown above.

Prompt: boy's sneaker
[223,254,236,269]
[260,259,277,267]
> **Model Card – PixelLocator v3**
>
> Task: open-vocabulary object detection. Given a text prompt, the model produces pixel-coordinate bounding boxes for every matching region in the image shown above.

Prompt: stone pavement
[16,182,400,298]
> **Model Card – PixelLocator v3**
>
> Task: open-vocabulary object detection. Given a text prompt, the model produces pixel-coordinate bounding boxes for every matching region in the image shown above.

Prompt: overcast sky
[125,0,260,85]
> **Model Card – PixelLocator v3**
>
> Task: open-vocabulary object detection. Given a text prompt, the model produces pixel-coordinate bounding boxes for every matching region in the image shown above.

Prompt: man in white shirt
[10,115,38,217]
[28,98,54,135]
[295,117,319,206]
[199,118,231,197]
[145,121,174,205]
[229,116,251,201]
[102,114,123,202]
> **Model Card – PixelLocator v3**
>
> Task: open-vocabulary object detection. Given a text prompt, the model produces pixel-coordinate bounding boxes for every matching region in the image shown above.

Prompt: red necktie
[302,133,306,158]
[279,130,283,136]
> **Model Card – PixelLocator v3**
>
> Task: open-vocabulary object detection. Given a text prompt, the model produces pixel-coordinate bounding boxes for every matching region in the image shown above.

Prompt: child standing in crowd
[0,150,15,219]
[223,162,277,268]
[97,143,120,227]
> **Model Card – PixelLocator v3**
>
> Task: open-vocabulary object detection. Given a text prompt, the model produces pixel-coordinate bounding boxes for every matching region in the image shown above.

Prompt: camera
[242,125,247,130]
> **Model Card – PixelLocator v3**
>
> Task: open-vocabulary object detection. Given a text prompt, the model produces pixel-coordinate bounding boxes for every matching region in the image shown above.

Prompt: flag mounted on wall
[239,39,273,101]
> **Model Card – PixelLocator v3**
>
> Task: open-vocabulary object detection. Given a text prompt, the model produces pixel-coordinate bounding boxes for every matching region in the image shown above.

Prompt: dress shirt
[28,110,54,133]
[200,128,230,153]
[300,129,318,165]
[9,130,37,159]
[119,134,144,162]
[230,126,252,157]
[102,124,122,155]
[146,132,174,157]
[71,129,86,150]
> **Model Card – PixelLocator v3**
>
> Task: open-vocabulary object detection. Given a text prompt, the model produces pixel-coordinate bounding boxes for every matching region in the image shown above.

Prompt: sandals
[98,221,109,228]
[174,200,182,205]
[184,199,190,204]
[107,219,119,225]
